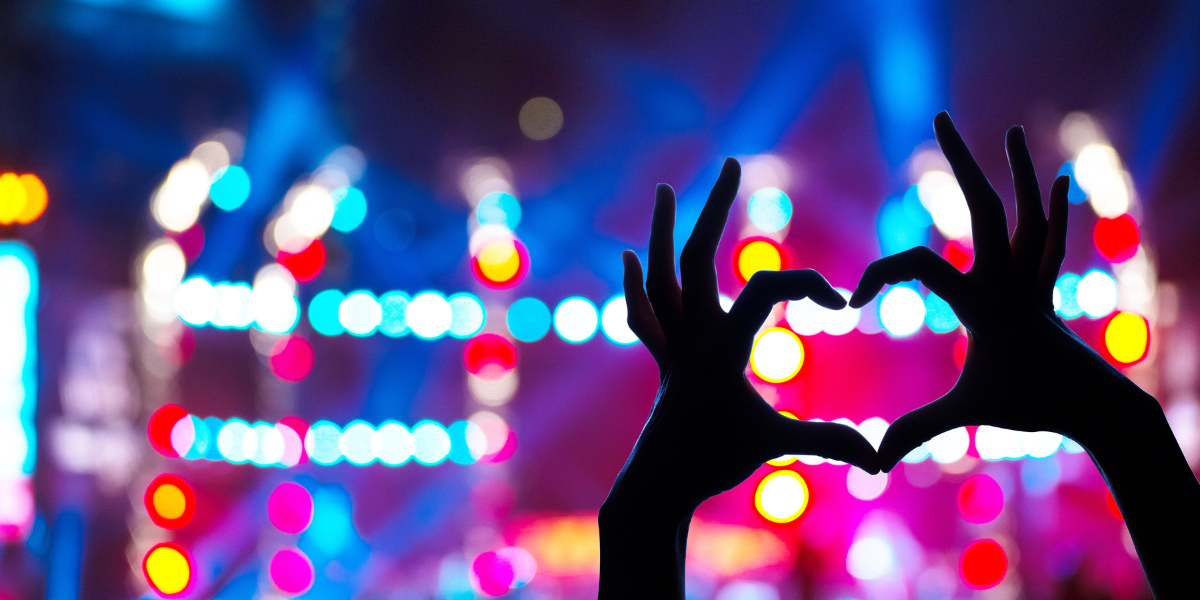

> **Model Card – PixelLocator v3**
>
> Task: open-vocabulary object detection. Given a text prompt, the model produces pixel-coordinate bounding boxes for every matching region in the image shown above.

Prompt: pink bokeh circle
[269,547,314,595]
[268,482,314,534]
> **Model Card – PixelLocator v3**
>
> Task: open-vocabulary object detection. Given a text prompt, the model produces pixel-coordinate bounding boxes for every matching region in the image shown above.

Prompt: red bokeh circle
[277,239,327,283]
[1093,214,1140,263]
[148,404,188,458]
[942,239,974,272]
[269,336,315,382]
[960,539,1008,590]
[471,551,516,596]
[464,333,518,379]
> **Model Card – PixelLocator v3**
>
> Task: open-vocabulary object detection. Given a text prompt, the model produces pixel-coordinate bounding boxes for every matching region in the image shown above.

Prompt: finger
[848,246,971,317]
[725,269,844,363]
[876,394,966,472]
[679,158,740,319]
[769,419,880,475]
[647,184,683,340]
[1006,126,1048,289]
[1037,175,1071,310]
[622,250,668,366]
[934,112,1011,276]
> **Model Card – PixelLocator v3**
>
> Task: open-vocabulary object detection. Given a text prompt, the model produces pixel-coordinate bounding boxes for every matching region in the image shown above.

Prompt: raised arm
[598,159,879,599]
[849,112,1200,598]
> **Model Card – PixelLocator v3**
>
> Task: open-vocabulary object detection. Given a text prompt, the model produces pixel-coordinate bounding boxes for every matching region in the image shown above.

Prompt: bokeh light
[472,235,529,289]
[339,291,382,336]
[340,421,377,465]
[472,550,516,596]
[477,192,522,230]
[407,292,453,339]
[879,286,925,336]
[413,420,452,465]
[148,404,188,458]
[847,468,888,501]
[330,186,368,232]
[269,547,315,596]
[209,165,250,211]
[518,97,564,141]
[250,265,300,333]
[507,297,552,342]
[1077,269,1117,318]
[1104,311,1149,364]
[277,239,326,283]
[175,277,218,326]
[143,543,192,597]
[747,188,792,232]
[554,297,598,343]
[376,421,415,466]
[734,237,784,284]
[786,290,858,335]
[379,291,411,337]
[960,539,1007,590]
[1093,215,1139,263]
[1054,272,1083,318]
[1074,143,1130,218]
[927,427,969,463]
[750,328,804,383]
[305,421,343,465]
[847,537,894,580]
[916,169,972,240]
[216,419,253,463]
[0,173,48,225]
[464,334,518,379]
[942,239,974,272]
[151,159,210,232]
[754,470,809,523]
[309,289,346,336]
[600,296,639,345]
[923,292,959,333]
[957,474,1004,524]
[448,293,486,338]
[269,336,315,382]
[498,546,537,588]
[268,482,314,534]
[144,474,195,529]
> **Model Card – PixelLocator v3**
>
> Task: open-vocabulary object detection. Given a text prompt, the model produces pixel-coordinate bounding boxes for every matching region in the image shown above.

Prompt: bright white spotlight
[601,297,638,345]
[554,297,598,343]
[407,292,453,339]
[879,286,925,336]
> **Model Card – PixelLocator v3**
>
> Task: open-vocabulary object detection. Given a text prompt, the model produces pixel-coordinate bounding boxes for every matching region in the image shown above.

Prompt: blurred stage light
[879,286,925,336]
[306,421,344,465]
[927,427,969,463]
[754,470,809,523]
[469,411,511,460]
[473,235,529,289]
[0,173,48,225]
[413,421,452,465]
[339,291,382,336]
[269,548,315,596]
[251,265,300,333]
[600,296,639,345]
[942,239,974,272]
[250,422,285,466]
[923,292,959,333]
[917,170,971,240]
[408,292,453,339]
[379,291,411,337]
[1053,272,1083,318]
[376,421,415,466]
[847,537,894,580]
[747,188,792,232]
[477,191,522,230]
[309,289,346,336]
[733,237,784,284]
[750,328,804,383]
[144,474,195,529]
[1094,215,1140,263]
[1074,144,1129,218]
[554,297,599,343]
[519,97,564,141]
[507,297,552,342]
[877,188,931,256]
[330,186,368,232]
[464,334,518,379]
[268,336,315,382]
[960,539,1007,590]
[784,298,823,335]
[957,474,1003,524]
[277,239,326,283]
[152,159,210,232]
[449,293,486,338]
[1105,311,1149,364]
[469,370,519,407]
[217,419,253,463]
[209,165,250,211]
[498,546,537,589]
[174,277,217,326]
[823,289,859,335]
[211,283,253,328]
[460,158,514,206]
[472,550,516,596]
[449,420,488,465]
[1077,269,1117,318]
[289,185,336,239]
[143,543,192,597]
[340,421,378,465]
[148,404,188,458]
[1022,455,1062,496]
[847,468,889,501]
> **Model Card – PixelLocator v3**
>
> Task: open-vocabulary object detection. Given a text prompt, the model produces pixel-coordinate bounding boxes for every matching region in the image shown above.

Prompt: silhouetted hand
[849,112,1199,598]
[599,158,878,599]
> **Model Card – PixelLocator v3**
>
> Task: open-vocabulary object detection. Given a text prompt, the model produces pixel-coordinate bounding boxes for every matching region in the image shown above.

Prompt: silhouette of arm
[849,112,1200,598]
[598,159,879,599]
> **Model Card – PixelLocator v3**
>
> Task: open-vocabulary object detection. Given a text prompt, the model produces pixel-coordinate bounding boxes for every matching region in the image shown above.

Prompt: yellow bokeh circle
[477,239,521,283]
[750,327,804,383]
[736,239,782,283]
[152,484,187,520]
[1105,311,1149,364]
[143,544,192,596]
[754,470,810,524]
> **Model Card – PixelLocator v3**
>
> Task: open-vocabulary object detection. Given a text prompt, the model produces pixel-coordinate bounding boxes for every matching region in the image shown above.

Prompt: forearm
[597,491,693,599]
[1074,386,1200,598]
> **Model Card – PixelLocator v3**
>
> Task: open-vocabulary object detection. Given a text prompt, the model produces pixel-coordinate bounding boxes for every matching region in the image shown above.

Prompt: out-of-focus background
[1,0,1199,598]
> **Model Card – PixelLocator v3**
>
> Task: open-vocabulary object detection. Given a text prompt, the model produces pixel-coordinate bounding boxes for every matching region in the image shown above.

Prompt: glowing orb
[379,291,411,337]
[600,296,639,344]
[553,297,598,343]
[268,336,315,382]
[376,421,415,465]
[464,333,518,379]
[734,237,784,284]
[750,327,804,383]
[407,292,453,339]
[928,427,970,463]
[1054,272,1083,318]
[448,293,486,338]
[847,468,888,501]
[144,474,194,529]
[472,235,529,289]
[308,289,345,336]
[330,186,367,232]
[143,543,192,597]
[338,291,382,336]
[957,474,1004,524]
[1104,312,1149,364]
[269,547,315,595]
[340,421,378,465]
[507,297,552,342]
[209,165,250,211]
[413,421,452,465]
[879,286,925,336]
[960,539,1007,590]
[847,537,894,580]
[276,239,326,283]
[1076,270,1117,318]
[924,292,959,333]
[754,470,809,523]
[942,239,974,271]
[1093,214,1139,263]
[148,404,188,458]
[747,187,792,232]
[476,191,522,229]
[472,551,516,596]
[304,421,343,465]
[268,482,314,534]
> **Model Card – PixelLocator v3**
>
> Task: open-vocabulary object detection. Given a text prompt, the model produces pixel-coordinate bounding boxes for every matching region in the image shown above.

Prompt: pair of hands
[610,112,1135,512]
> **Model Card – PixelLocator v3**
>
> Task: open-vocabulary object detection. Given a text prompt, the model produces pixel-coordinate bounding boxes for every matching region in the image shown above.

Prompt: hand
[848,112,1151,470]
[611,158,879,514]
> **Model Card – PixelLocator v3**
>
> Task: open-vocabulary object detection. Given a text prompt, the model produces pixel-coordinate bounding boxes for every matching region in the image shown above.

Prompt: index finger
[934,112,1012,277]
[679,158,740,319]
